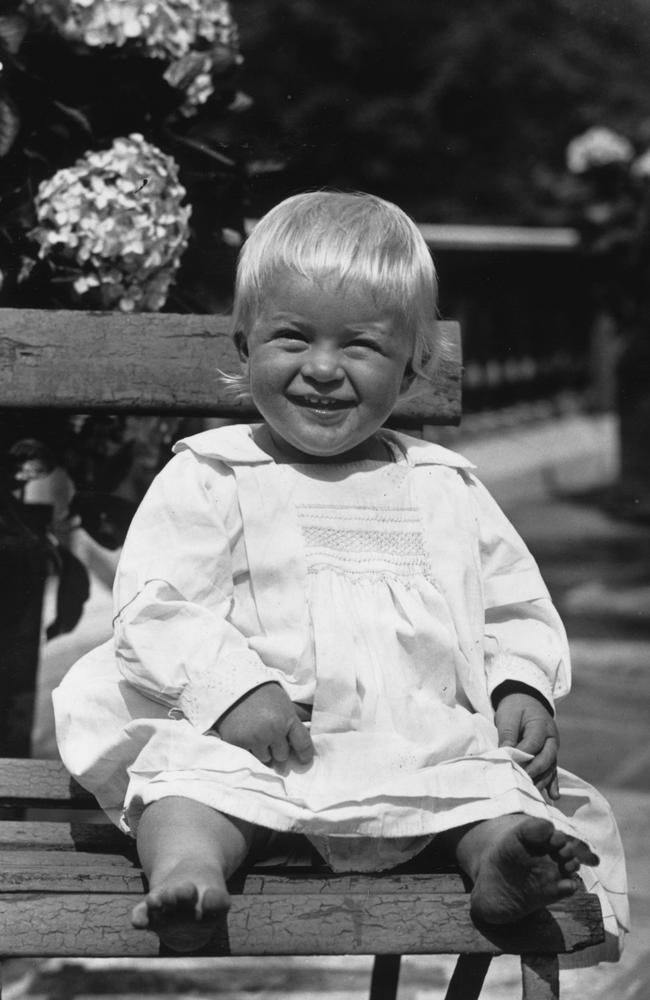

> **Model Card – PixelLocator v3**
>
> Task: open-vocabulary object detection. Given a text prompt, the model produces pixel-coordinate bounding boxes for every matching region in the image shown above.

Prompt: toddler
[54,191,628,959]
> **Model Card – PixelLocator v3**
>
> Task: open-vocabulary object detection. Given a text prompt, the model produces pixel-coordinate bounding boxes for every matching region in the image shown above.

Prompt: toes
[549,828,569,852]
[131,878,230,951]
[131,900,151,929]
[575,840,600,866]
[548,830,600,871]
[200,886,231,919]
[151,881,199,916]
[133,881,230,933]
[556,836,576,857]
[518,818,555,852]
[555,835,599,867]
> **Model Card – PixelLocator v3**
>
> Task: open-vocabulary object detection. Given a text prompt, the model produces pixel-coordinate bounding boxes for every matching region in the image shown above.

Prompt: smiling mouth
[290,394,353,410]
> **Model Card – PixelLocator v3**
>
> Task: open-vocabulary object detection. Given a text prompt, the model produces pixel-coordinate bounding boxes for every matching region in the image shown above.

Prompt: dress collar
[173,423,475,470]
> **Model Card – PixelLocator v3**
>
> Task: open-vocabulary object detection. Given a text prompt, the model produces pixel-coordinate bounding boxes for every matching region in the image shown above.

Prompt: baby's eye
[273,329,307,344]
[347,338,383,353]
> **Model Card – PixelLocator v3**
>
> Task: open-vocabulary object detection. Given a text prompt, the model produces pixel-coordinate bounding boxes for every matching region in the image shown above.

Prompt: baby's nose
[302,347,343,381]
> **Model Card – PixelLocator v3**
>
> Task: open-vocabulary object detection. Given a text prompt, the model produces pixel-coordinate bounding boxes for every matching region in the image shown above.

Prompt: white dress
[53,425,628,962]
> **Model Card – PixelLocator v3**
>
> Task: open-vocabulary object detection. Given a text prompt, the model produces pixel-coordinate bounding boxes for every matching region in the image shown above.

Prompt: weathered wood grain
[0,758,94,807]
[0,820,131,852]
[0,849,143,892]
[0,309,461,425]
[0,890,603,959]
[0,851,467,896]
[237,870,469,895]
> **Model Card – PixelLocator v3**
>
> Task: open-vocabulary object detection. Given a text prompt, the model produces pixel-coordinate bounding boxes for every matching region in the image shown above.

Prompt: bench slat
[0,820,131,851]
[0,758,94,807]
[0,309,461,424]
[0,850,144,893]
[0,891,604,959]
[0,851,467,895]
[235,870,468,894]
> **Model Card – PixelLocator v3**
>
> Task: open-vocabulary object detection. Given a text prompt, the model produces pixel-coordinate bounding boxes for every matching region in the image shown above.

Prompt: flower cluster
[31,134,192,312]
[566,126,634,174]
[559,124,650,325]
[22,0,240,111]
[564,127,650,243]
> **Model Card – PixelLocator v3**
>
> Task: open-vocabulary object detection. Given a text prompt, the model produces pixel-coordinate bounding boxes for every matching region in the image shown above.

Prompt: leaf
[51,99,93,136]
[0,14,27,56]
[164,51,207,91]
[0,96,19,157]
[17,255,36,284]
[208,42,240,75]
[166,130,236,168]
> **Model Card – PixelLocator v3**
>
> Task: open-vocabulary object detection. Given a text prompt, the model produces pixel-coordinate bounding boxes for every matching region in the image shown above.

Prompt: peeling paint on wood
[0,889,603,959]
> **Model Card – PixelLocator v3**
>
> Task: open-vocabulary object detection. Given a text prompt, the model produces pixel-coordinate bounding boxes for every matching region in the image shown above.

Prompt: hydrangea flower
[21,0,240,111]
[631,149,650,180]
[566,126,634,174]
[32,133,191,312]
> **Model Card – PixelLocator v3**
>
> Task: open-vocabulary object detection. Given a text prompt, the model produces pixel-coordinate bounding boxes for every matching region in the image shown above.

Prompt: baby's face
[238,269,412,462]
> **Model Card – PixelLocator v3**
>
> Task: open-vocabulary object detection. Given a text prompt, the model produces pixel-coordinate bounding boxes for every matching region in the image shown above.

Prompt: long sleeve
[467,473,571,711]
[113,451,278,732]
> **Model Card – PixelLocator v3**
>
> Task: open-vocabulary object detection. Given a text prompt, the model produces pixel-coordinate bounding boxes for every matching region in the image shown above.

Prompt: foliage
[234,0,650,224]
[0,0,250,312]
[0,0,254,543]
[22,0,238,113]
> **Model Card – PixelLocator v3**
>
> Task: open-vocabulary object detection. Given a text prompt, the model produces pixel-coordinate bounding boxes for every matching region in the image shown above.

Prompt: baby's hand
[215,682,314,767]
[495,692,560,800]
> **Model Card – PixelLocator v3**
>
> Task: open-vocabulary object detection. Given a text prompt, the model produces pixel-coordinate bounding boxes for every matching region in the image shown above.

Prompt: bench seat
[0,758,604,999]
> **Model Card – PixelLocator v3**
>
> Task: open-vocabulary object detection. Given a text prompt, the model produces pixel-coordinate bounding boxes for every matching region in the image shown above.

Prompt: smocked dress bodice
[279,457,488,748]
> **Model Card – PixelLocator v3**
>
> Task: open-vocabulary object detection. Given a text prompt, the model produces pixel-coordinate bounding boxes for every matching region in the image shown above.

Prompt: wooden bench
[0,308,605,999]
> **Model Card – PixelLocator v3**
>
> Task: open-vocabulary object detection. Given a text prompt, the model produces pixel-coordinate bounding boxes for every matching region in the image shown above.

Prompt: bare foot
[131,863,231,952]
[470,818,599,924]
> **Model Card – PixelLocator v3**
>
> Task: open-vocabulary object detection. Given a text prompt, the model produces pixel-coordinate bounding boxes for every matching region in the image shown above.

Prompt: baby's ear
[234,331,249,364]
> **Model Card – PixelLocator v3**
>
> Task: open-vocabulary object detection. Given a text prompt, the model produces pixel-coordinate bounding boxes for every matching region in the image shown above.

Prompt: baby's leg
[446,815,599,925]
[131,796,255,951]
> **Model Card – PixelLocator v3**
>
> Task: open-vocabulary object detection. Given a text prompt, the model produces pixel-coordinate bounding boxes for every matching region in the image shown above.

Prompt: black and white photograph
[0,2,648,998]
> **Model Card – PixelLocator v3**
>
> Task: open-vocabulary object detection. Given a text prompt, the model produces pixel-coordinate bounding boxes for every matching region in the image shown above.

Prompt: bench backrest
[0,309,461,425]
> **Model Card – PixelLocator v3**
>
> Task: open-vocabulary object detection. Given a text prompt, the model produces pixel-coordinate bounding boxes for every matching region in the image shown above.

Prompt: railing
[421,225,596,415]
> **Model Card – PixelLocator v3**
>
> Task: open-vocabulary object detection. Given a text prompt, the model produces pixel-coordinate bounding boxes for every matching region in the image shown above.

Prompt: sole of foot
[470,817,599,925]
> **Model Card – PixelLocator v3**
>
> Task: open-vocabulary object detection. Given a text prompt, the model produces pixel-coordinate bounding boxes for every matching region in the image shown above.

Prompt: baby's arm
[113,453,284,733]
[467,472,569,801]
[214,682,314,766]
[493,687,560,799]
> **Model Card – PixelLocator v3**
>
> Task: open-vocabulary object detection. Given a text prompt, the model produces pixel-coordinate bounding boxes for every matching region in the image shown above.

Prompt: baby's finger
[515,719,549,756]
[548,772,560,800]
[269,736,290,764]
[287,717,314,764]
[249,742,273,766]
[525,737,558,781]
[533,765,556,793]
[495,715,519,748]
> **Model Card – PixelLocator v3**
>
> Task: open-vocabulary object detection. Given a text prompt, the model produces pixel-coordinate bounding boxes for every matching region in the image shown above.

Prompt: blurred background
[1,1,650,997]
